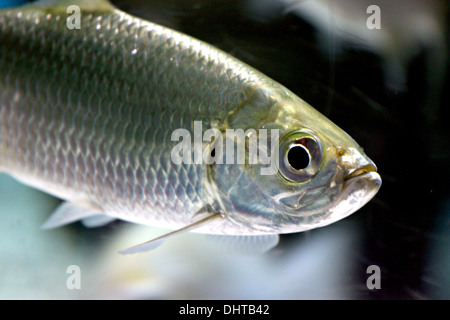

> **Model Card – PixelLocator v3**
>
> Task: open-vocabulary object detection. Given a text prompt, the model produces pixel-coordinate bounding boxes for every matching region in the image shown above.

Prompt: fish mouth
[345,164,378,181]
[329,164,382,220]
[305,163,382,229]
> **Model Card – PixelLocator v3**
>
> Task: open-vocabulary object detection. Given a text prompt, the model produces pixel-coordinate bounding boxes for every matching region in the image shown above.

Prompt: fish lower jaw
[277,171,381,234]
[316,171,381,228]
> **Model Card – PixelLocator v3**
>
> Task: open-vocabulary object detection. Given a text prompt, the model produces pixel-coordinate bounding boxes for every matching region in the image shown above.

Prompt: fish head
[210,85,381,234]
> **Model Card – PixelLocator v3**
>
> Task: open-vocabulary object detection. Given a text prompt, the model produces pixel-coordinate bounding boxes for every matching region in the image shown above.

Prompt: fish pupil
[287,145,310,170]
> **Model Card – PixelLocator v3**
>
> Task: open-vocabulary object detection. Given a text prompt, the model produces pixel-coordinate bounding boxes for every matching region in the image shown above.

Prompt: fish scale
[0,6,255,230]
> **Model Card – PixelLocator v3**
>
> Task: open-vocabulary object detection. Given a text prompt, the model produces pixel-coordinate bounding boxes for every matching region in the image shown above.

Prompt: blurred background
[0,0,449,299]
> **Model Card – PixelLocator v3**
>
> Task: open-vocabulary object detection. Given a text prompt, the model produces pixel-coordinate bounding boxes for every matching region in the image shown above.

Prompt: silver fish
[0,0,381,253]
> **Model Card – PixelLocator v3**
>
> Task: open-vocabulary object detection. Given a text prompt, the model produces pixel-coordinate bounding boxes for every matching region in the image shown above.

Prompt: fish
[0,0,381,253]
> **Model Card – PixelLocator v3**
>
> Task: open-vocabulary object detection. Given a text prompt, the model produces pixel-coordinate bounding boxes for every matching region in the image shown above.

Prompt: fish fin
[119,212,223,255]
[32,0,114,11]
[81,214,116,228]
[41,201,105,229]
[206,234,280,254]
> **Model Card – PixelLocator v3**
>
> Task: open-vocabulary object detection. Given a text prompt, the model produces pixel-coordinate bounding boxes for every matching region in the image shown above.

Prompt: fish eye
[278,131,323,183]
[287,145,310,170]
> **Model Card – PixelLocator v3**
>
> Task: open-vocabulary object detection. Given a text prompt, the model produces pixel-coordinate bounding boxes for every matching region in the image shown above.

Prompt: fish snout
[340,147,378,180]
[339,147,382,197]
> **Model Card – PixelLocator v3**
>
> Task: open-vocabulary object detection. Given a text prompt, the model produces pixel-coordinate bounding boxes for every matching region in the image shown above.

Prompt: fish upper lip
[345,164,378,181]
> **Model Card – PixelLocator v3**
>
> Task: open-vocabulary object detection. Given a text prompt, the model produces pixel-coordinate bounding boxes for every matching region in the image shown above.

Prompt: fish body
[0,0,381,247]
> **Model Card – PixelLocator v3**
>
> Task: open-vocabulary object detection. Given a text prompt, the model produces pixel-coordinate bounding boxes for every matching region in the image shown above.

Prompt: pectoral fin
[119,212,223,255]
[41,201,108,229]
